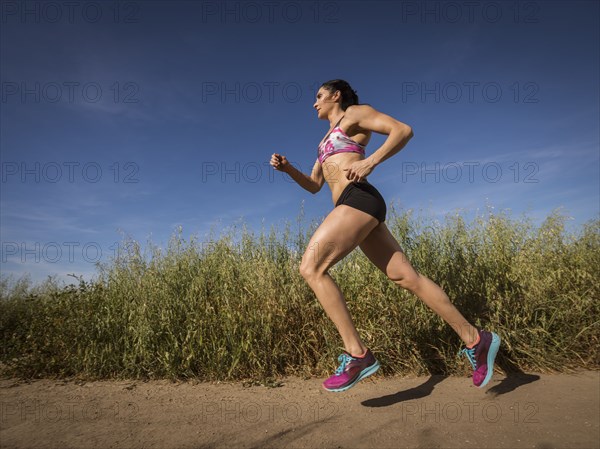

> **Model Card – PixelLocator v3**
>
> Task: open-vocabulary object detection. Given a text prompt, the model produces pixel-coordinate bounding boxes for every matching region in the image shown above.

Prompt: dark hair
[320,79,360,111]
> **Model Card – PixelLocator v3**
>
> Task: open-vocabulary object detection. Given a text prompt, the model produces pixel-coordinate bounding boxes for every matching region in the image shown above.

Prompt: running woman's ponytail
[320,79,361,111]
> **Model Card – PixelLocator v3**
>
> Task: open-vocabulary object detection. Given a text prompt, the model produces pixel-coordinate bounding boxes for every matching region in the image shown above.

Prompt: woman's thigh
[300,205,379,275]
[358,222,417,282]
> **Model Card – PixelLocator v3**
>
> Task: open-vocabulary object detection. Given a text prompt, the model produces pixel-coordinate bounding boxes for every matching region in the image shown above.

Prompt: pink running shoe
[322,348,380,392]
[459,329,501,388]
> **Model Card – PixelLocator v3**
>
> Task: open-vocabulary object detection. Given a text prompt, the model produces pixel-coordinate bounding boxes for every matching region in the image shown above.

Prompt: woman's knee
[389,267,421,291]
[381,252,419,290]
[299,258,325,280]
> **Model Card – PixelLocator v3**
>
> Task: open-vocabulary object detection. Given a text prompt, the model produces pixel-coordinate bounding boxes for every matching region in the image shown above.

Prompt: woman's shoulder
[346,103,375,112]
[344,104,377,132]
[345,103,377,119]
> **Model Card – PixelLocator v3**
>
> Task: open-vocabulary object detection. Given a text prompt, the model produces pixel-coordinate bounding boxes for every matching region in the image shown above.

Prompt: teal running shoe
[459,329,501,387]
[322,348,380,392]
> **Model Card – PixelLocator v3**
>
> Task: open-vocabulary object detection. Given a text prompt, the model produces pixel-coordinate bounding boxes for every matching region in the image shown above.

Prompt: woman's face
[313,87,339,119]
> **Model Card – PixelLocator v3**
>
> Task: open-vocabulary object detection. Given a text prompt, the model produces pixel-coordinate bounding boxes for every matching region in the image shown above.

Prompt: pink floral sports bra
[317,115,366,164]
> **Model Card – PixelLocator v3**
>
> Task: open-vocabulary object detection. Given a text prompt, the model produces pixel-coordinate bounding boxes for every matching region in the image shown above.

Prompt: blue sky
[1,0,598,285]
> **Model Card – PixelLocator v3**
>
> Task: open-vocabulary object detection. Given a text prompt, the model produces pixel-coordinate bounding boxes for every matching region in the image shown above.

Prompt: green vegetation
[1,206,598,382]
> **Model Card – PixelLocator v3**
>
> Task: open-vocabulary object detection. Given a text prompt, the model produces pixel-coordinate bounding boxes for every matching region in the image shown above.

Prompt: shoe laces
[459,346,477,370]
[334,353,355,375]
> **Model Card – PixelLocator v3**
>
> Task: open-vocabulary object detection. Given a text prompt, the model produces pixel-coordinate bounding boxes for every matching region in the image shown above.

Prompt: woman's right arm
[270,154,324,194]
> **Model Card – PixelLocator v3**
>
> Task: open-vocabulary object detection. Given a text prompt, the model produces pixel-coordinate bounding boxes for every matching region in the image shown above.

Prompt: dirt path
[1,370,598,449]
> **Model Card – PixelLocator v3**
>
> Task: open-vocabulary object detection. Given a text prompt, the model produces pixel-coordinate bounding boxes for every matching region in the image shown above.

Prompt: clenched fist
[270,153,290,172]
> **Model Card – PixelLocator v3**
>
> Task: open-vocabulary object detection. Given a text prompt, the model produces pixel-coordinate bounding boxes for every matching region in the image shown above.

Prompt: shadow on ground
[360,374,447,408]
[486,356,541,397]
[360,355,542,407]
[487,372,541,397]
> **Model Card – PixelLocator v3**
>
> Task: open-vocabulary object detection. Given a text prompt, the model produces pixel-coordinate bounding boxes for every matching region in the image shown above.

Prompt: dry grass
[1,206,598,381]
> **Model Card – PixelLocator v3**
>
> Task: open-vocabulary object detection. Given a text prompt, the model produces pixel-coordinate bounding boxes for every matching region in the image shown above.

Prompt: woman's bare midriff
[322,153,369,205]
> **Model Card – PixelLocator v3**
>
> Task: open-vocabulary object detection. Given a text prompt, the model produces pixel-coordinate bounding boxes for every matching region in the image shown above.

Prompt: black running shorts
[335,181,387,223]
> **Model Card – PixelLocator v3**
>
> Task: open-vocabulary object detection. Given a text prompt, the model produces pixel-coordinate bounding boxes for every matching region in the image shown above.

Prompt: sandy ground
[0,370,598,449]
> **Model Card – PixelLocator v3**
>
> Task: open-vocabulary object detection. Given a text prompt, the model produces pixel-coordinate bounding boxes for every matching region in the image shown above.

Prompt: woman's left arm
[343,105,414,182]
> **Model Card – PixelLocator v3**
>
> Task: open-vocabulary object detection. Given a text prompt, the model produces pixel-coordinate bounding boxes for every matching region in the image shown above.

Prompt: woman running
[269,79,500,392]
